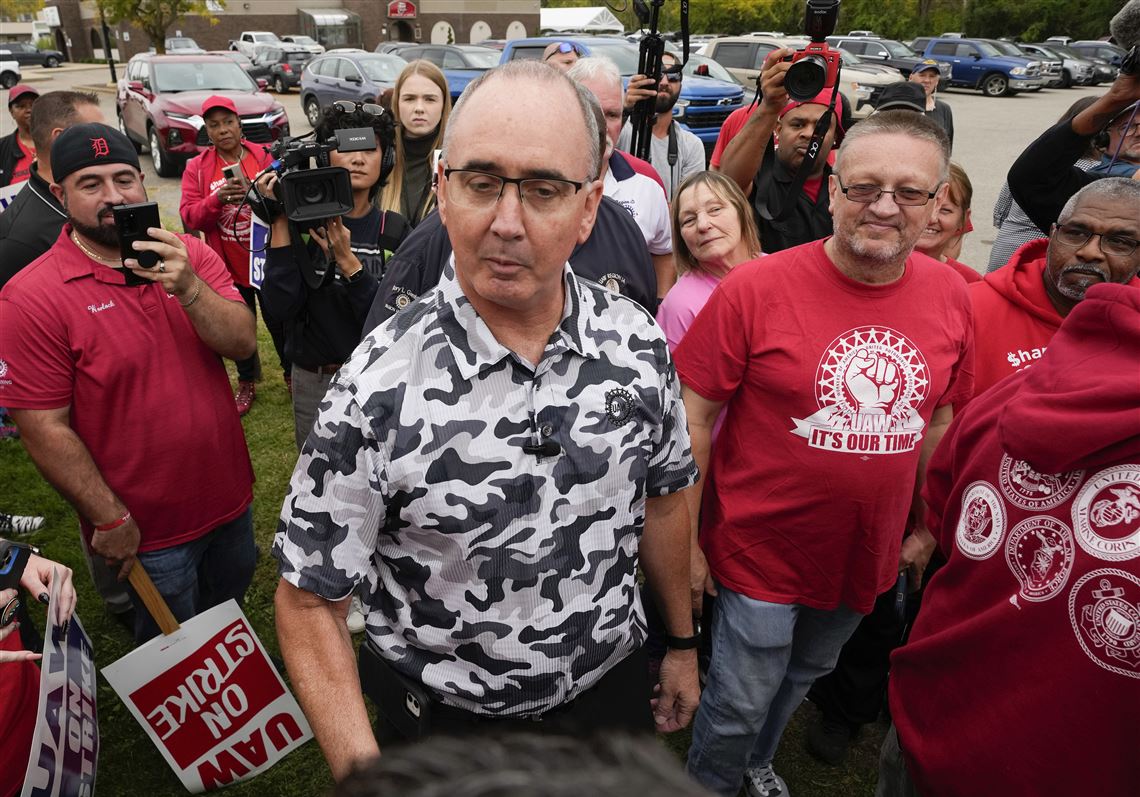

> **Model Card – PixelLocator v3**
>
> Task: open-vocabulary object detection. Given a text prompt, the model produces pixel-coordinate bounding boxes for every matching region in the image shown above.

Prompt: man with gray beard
[674,111,974,797]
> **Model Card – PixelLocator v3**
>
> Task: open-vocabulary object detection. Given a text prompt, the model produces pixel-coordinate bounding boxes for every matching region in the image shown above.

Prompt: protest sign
[102,599,312,792]
[249,216,268,290]
[22,569,99,797]
[0,180,23,212]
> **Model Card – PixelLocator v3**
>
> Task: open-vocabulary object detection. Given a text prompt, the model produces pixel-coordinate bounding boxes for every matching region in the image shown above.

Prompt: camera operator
[717,48,850,253]
[256,102,407,453]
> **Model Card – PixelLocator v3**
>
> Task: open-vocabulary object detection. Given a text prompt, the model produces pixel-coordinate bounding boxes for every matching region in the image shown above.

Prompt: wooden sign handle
[128,564,181,635]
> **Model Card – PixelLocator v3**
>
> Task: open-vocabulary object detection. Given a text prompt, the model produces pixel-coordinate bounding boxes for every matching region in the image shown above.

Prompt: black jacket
[362,195,658,337]
[0,166,69,288]
[1008,118,1100,236]
[0,131,22,188]
[750,143,834,254]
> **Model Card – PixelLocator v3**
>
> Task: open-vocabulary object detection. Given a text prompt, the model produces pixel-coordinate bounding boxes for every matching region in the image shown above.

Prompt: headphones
[380,140,396,185]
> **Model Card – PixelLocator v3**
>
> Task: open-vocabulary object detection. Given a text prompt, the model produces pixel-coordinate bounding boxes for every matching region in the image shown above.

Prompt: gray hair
[834,110,951,183]
[1058,176,1140,225]
[441,60,601,181]
[566,56,623,93]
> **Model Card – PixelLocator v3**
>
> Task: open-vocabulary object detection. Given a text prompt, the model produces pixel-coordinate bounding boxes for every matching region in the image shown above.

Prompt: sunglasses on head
[546,42,581,58]
[332,100,385,118]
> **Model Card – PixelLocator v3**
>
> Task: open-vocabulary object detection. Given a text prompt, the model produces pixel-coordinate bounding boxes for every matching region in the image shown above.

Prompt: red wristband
[94,511,131,532]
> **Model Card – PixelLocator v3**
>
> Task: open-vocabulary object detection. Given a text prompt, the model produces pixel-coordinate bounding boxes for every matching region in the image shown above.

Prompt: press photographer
[716,0,851,252]
[255,101,408,454]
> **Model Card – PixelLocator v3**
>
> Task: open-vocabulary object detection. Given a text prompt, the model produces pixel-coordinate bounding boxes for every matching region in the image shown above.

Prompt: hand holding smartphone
[112,202,161,284]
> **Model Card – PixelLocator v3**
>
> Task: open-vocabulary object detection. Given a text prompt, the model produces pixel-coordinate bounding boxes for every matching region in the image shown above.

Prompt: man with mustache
[0,123,257,645]
[969,178,1140,399]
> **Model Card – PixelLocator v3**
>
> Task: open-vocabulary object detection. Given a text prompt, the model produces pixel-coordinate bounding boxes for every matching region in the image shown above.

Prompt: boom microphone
[1110,0,1140,49]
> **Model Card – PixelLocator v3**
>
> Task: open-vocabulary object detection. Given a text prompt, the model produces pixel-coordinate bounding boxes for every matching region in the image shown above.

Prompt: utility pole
[100,4,117,83]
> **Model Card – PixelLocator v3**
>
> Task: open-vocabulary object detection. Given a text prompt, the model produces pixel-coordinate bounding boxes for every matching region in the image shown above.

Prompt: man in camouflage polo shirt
[273,61,701,780]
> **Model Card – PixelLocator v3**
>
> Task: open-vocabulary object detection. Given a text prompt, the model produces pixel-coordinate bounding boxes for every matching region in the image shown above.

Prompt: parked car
[918,37,1044,96]
[230,31,283,59]
[501,36,745,151]
[827,35,950,81]
[116,53,289,177]
[1069,40,1128,68]
[165,37,205,55]
[208,50,256,75]
[374,42,418,55]
[702,35,900,118]
[1046,42,1116,83]
[0,55,19,89]
[396,44,500,101]
[685,52,756,105]
[1021,42,1094,87]
[988,39,1056,88]
[0,41,64,68]
[248,45,312,93]
[280,35,325,56]
[299,51,407,127]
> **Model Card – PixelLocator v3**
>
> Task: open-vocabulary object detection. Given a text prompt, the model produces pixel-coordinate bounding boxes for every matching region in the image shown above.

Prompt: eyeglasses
[332,100,385,117]
[836,176,940,207]
[1112,121,1140,137]
[1052,223,1140,257]
[660,67,683,84]
[442,168,587,214]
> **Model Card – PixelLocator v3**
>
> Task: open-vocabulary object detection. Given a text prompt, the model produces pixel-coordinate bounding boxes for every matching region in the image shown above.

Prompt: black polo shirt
[750,142,834,254]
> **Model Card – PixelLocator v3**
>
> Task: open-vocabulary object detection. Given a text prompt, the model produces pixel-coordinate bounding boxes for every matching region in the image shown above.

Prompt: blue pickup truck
[499,37,745,155]
[919,37,1045,97]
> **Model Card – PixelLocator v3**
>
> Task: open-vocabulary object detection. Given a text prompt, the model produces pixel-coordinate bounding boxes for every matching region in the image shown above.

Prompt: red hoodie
[967,238,1062,399]
[890,283,1140,797]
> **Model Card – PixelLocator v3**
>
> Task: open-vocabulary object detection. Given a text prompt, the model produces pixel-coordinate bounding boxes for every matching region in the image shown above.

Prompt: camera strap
[756,78,841,224]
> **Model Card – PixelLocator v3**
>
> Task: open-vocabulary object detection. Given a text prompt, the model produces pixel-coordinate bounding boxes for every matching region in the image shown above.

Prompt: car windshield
[1048,44,1079,59]
[1030,45,1060,59]
[973,41,1003,57]
[290,36,316,45]
[882,40,916,57]
[286,53,309,64]
[153,61,255,92]
[988,40,1024,57]
[254,34,281,43]
[838,49,864,66]
[357,56,405,82]
[684,55,740,85]
[459,48,500,69]
[168,39,195,48]
[580,42,641,74]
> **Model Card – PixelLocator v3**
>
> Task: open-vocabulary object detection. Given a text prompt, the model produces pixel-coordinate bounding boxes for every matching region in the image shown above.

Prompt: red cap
[7,84,40,106]
[200,95,238,116]
[778,89,848,141]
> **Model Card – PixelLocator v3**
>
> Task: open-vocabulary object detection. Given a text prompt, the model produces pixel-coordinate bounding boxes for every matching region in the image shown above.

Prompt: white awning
[540,7,624,34]
[299,8,359,26]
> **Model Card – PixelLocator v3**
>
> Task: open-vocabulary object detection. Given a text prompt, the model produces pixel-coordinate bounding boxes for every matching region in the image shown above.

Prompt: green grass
[3,318,883,796]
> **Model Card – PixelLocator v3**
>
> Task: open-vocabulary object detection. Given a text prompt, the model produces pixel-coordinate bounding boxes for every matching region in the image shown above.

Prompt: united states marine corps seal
[604,388,635,426]
[998,454,1083,511]
[1072,465,1140,562]
[1068,569,1140,679]
[955,481,1006,561]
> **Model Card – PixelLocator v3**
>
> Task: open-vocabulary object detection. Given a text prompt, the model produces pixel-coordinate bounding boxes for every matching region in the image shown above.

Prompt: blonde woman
[380,60,451,227]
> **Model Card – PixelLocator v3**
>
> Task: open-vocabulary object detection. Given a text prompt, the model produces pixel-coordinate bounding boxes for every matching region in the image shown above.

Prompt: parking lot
[6,62,1111,271]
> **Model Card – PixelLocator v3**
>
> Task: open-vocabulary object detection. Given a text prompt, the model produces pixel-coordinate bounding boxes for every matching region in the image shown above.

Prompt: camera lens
[786,55,827,101]
[298,179,331,207]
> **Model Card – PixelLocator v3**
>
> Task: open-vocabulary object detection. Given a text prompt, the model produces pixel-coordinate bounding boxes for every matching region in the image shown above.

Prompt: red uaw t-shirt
[0,228,254,552]
[209,157,260,277]
[674,239,974,613]
[10,136,35,185]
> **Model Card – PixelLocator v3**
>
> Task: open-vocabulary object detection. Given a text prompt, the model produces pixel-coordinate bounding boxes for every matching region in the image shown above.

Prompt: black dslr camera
[268,127,377,227]
[783,0,842,101]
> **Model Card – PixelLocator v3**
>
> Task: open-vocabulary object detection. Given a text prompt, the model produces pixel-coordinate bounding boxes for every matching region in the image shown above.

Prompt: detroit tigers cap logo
[91,137,110,158]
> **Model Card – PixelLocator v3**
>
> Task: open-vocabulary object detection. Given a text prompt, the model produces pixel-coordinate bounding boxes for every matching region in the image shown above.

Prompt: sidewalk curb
[74,83,118,95]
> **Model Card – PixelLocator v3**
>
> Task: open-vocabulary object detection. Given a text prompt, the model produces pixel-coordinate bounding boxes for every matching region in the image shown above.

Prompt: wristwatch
[664,632,701,650]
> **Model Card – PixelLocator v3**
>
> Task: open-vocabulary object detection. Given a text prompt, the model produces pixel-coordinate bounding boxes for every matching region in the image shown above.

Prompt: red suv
[117,53,289,177]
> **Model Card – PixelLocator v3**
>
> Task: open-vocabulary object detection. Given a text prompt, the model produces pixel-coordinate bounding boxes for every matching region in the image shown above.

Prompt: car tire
[118,113,143,153]
[148,126,177,178]
[0,71,16,89]
[1059,70,1072,88]
[274,75,288,93]
[981,73,1009,97]
[304,96,321,127]
[45,55,60,68]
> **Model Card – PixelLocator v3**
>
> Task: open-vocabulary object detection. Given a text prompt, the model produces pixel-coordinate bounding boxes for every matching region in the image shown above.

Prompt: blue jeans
[129,507,256,644]
[686,585,864,796]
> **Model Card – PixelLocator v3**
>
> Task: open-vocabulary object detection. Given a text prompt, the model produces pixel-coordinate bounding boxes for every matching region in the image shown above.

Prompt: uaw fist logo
[1073,465,1140,562]
[91,137,110,157]
[791,326,929,455]
[1069,569,1140,679]
[955,481,1005,561]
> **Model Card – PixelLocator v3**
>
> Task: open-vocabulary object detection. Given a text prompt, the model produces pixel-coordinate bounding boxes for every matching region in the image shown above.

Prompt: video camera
[782,0,842,102]
[267,127,378,227]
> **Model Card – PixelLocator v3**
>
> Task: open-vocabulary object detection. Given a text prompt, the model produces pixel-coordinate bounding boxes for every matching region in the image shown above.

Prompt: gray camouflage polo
[273,258,697,717]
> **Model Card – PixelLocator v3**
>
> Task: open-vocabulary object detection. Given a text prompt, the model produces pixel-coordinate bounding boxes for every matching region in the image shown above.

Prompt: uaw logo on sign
[1068,569,1140,679]
[998,455,1083,511]
[1005,516,1075,602]
[1072,465,1140,562]
[790,326,929,455]
[955,481,1006,561]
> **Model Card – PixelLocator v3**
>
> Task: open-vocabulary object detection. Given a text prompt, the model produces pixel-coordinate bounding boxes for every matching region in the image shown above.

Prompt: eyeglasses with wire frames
[1051,223,1140,257]
[442,168,588,214]
[332,99,386,118]
[836,176,941,207]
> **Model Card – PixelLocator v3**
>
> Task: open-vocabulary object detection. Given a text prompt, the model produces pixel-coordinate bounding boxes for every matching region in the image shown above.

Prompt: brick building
[44,0,539,62]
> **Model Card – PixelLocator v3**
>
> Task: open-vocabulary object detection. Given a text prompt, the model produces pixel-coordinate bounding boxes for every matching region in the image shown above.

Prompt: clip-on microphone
[523,440,562,458]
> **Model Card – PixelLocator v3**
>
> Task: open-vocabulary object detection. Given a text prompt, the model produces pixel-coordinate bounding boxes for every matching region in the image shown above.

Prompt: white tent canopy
[540,7,625,35]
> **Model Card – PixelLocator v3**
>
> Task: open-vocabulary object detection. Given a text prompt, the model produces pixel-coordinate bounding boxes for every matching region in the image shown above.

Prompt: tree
[2,0,45,19]
[96,0,222,53]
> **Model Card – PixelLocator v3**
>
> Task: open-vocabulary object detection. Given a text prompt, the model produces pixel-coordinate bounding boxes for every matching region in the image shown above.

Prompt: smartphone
[223,163,247,187]
[358,638,432,740]
[112,202,162,272]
